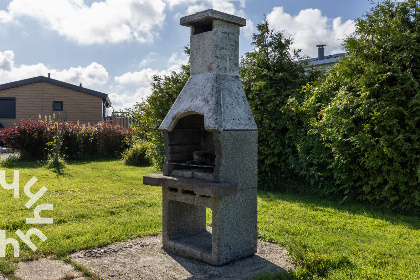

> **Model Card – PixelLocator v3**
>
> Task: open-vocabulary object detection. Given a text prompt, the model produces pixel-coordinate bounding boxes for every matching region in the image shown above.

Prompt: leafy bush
[94,122,132,157]
[240,21,321,188]
[0,119,53,160]
[60,122,86,159]
[292,0,420,209]
[128,48,190,170]
[122,141,151,166]
[1,119,132,160]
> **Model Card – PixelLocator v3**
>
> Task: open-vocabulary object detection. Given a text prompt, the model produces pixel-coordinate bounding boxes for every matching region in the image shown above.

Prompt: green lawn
[0,158,419,279]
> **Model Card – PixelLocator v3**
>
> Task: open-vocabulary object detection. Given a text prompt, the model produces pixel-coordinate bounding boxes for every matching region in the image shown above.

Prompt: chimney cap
[316,44,326,48]
[180,9,246,27]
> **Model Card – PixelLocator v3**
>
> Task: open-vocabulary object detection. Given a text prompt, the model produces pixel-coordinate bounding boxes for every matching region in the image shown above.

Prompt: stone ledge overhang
[143,174,237,197]
[180,9,246,27]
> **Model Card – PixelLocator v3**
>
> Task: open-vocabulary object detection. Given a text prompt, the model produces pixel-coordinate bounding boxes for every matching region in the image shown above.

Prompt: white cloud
[108,87,151,111]
[0,9,12,22]
[139,52,158,67]
[0,50,109,86]
[112,51,189,110]
[115,68,167,86]
[167,0,243,19]
[0,50,14,71]
[267,7,356,57]
[53,62,109,86]
[165,0,253,40]
[167,52,188,71]
[0,0,166,45]
[242,19,255,41]
[115,51,188,86]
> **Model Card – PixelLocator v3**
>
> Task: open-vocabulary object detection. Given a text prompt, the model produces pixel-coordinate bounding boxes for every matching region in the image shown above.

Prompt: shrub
[128,55,190,170]
[60,122,84,159]
[1,119,132,160]
[294,0,420,209]
[240,21,320,188]
[94,122,132,158]
[0,119,53,160]
[122,141,151,166]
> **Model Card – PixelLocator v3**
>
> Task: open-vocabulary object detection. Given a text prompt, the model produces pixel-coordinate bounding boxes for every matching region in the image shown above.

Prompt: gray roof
[0,76,111,107]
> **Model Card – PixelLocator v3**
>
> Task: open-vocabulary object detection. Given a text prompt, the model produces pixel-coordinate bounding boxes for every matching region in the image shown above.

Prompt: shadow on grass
[64,156,122,165]
[0,155,44,169]
[0,155,122,167]
[258,187,420,230]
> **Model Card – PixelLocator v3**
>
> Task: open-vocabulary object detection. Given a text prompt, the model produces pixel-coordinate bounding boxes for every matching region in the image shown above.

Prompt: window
[53,101,63,111]
[0,97,16,118]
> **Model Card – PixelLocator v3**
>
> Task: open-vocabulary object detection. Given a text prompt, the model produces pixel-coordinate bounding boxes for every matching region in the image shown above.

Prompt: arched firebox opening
[163,114,219,182]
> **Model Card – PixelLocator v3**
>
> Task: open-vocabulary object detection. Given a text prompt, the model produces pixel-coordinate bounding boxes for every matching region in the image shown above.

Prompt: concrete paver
[70,234,294,280]
[15,257,84,280]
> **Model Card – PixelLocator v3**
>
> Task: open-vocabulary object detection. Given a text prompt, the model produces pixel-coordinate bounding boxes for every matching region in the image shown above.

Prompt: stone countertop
[143,174,237,197]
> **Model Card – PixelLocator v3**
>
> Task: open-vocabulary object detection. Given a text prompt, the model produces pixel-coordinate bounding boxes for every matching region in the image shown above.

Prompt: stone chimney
[316,44,326,60]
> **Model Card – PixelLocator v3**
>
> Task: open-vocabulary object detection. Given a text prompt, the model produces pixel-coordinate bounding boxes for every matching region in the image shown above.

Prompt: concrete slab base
[15,257,86,280]
[70,234,294,280]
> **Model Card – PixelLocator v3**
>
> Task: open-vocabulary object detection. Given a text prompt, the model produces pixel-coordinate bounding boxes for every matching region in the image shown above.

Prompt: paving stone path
[15,257,87,280]
[8,235,293,280]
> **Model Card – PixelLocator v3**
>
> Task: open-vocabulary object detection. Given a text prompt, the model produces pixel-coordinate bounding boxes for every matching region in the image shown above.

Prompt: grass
[257,191,420,279]
[0,158,161,262]
[1,158,419,279]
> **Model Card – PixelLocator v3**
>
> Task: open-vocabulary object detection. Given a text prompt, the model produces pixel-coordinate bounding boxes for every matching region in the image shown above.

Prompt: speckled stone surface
[159,74,257,132]
[70,234,294,280]
[180,9,246,27]
[15,257,84,280]
[155,9,259,266]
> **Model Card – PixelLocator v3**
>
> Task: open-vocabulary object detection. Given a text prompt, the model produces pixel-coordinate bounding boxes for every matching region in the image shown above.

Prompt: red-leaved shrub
[1,119,132,160]
[1,119,53,160]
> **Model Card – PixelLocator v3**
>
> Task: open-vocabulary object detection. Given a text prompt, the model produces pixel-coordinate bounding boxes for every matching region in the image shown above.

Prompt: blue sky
[0,0,373,112]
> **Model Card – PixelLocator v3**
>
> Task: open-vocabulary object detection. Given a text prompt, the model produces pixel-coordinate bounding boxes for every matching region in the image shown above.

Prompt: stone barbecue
[143,9,258,266]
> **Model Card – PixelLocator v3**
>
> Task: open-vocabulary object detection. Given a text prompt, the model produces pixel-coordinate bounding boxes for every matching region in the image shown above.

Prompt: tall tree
[300,0,420,209]
[240,20,316,188]
[128,49,190,169]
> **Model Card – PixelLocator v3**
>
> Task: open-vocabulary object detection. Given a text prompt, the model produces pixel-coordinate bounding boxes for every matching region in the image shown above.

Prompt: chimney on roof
[48,73,51,78]
[316,44,326,60]
[80,83,82,87]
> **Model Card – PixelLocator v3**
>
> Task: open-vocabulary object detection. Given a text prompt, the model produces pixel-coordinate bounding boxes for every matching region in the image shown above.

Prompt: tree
[299,0,420,209]
[128,50,190,169]
[240,20,318,189]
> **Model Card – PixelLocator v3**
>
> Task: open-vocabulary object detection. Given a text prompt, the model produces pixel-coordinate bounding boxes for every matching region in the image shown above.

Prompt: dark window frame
[0,97,16,119]
[53,101,63,111]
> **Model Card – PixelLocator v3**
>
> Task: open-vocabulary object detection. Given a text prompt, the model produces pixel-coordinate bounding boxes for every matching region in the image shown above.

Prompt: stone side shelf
[143,174,237,197]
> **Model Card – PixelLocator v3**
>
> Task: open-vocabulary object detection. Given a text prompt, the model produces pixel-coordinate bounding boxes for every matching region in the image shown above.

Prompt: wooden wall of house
[0,82,103,127]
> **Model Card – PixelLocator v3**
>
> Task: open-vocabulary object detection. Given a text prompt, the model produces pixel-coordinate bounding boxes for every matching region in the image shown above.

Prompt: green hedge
[1,119,132,160]
[289,0,420,209]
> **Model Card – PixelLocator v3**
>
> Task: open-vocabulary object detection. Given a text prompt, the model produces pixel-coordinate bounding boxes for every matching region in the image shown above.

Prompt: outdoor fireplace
[164,114,218,182]
[143,9,258,266]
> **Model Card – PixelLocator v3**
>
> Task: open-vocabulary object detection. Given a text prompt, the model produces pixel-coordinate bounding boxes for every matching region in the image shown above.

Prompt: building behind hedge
[303,45,347,72]
[0,74,111,127]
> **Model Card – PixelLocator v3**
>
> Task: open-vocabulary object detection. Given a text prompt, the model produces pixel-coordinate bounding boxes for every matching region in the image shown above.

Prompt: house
[303,45,347,72]
[0,74,111,127]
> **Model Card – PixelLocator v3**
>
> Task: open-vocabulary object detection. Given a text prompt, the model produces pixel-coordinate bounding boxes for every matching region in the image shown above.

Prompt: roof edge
[0,76,110,106]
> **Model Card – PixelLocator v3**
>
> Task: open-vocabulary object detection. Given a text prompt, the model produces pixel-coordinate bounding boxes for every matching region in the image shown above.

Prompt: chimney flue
[48,73,50,78]
[316,44,326,60]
